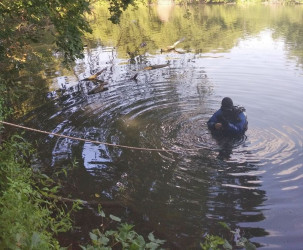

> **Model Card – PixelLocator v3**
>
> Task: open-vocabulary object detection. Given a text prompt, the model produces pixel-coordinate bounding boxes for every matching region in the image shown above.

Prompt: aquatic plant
[81,205,165,249]
[201,222,256,250]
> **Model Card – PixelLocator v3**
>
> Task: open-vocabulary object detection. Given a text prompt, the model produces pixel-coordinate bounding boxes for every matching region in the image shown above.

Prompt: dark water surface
[23,4,303,248]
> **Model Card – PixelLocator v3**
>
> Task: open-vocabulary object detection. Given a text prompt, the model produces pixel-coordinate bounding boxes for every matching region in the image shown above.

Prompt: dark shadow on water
[211,131,247,160]
[191,131,269,247]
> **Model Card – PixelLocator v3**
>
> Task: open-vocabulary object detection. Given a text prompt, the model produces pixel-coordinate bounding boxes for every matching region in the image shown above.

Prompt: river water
[22,3,303,249]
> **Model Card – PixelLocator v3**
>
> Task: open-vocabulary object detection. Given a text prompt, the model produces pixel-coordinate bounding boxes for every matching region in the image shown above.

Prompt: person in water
[207,97,248,136]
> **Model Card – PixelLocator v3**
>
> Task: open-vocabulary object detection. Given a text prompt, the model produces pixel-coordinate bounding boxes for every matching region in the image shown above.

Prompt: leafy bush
[0,135,75,249]
[0,78,12,124]
[0,134,164,249]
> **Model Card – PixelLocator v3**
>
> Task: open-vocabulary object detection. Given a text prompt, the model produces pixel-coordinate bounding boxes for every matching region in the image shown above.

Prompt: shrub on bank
[0,135,74,249]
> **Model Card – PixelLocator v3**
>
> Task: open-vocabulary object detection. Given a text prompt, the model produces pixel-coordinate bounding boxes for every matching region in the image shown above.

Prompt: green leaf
[135,235,145,246]
[218,221,231,230]
[99,210,105,217]
[105,230,116,236]
[97,204,106,217]
[99,235,109,245]
[129,242,141,250]
[119,223,134,232]
[223,239,232,249]
[30,232,41,247]
[89,232,98,242]
[145,242,159,250]
[109,214,121,222]
[245,241,257,250]
[148,232,155,242]
[148,232,165,244]
[92,229,101,236]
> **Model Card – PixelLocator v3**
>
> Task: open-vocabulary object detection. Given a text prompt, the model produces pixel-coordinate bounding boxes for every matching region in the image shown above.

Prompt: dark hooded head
[221,97,234,111]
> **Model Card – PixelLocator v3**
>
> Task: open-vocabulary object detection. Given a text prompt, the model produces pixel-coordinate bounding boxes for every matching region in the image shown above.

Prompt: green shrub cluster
[0,135,74,249]
[0,82,165,249]
[0,133,165,249]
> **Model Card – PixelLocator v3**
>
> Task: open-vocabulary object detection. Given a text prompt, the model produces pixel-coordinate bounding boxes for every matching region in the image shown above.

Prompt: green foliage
[0,135,78,249]
[0,71,50,119]
[0,0,138,119]
[201,234,232,250]
[200,223,256,250]
[81,207,165,250]
[0,0,92,67]
[0,78,12,128]
[108,0,137,24]
[0,0,93,118]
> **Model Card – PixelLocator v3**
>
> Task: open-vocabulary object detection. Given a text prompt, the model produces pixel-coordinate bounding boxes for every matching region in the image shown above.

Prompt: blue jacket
[207,108,248,136]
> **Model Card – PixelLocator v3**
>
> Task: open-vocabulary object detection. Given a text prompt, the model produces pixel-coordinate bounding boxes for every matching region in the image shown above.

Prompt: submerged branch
[46,193,124,208]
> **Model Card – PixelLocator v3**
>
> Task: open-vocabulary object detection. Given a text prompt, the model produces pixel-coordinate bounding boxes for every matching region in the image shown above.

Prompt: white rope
[0,120,198,153]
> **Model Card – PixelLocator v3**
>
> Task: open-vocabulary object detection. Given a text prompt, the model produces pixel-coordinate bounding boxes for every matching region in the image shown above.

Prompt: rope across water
[0,120,199,153]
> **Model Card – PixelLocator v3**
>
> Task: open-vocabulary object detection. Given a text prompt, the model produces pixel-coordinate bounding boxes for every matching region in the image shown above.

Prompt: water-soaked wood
[131,63,170,80]
[47,193,124,207]
[161,37,185,53]
[82,68,107,81]
[87,81,109,95]
[143,63,169,70]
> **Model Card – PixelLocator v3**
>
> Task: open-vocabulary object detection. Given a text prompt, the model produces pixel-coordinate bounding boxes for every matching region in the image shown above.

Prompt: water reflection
[210,134,247,161]
[23,50,269,247]
[157,0,174,22]
[19,3,303,249]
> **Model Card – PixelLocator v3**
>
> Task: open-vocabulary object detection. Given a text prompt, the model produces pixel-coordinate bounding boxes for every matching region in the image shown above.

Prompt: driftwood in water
[129,39,185,80]
[82,68,107,81]
[143,63,169,70]
[47,193,124,208]
[87,81,109,95]
[131,63,170,80]
[161,37,185,53]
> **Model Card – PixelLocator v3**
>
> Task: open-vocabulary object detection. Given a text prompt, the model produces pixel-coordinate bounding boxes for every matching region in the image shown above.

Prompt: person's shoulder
[234,106,247,119]
[212,109,223,117]
[234,106,246,115]
[234,106,246,113]
[215,109,223,114]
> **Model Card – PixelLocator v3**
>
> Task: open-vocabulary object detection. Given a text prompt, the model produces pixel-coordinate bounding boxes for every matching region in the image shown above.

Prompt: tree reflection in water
[14,3,303,248]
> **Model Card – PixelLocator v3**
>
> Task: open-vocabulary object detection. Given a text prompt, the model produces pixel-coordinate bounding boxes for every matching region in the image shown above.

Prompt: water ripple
[22,38,303,249]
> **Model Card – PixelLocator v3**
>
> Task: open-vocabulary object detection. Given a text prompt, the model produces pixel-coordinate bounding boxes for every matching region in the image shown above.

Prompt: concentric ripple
[24,42,303,248]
